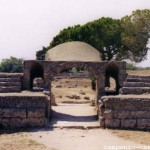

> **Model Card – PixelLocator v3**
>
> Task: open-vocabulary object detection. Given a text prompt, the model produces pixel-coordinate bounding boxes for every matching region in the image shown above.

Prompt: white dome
[45,41,102,62]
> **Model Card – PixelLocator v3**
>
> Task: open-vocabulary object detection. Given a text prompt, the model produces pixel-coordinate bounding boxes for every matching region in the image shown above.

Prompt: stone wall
[99,95,150,130]
[0,73,22,93]
[0,93,51,128]
[23,60,127,105]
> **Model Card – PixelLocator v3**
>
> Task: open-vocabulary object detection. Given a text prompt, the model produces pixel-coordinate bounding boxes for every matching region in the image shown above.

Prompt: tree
[120,9,150,62]
[0,57,23,73]
[36,9,150,62]
[36,46,48,60]
[48,17,123,61]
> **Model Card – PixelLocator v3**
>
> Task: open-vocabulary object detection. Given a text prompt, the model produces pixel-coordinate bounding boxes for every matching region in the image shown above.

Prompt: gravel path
[29,104,145,150]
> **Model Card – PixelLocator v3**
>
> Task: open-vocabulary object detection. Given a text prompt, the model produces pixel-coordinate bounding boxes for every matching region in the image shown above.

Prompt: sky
[0,0,150,67]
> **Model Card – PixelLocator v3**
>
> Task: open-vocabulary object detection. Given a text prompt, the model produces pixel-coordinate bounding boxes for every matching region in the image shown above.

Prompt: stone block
[27,97,46,107]
[121,119,136,128]
[105,119,120,128]
[0,118,10,128]
[24,118,46,127]
[11,109,26,118]
[27,108,45,118]
[10,118,23,128]
[137,119,150,129]
[0,97,27,108]
[0,109,11,118]
[99,104,105,116]
[103,109,113,119]
[113,110,130,119]
[130,111,150,119]
[99,116,105,127]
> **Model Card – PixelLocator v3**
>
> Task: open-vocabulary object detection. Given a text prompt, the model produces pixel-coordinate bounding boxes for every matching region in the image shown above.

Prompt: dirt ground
[0,70,150,150]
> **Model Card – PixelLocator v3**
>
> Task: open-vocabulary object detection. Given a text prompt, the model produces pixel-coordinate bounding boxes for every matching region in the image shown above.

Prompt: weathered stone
[121,87,150,95]
[113,110,130,119]
[99,104,105,116]
[33,78,44,89]
[123,82,150,87]
[26,97,46,107]
[121,119,136,128]
[137,119,150,129]
[0,97,27,108]
[10,118,23,128]
[11,109,26,118]
[99,116,105,127]
[0,118,10,128]
[105,119,120,128]
[0,109,11,118]
[103,109,113,119]
[130,111,150,119]
[0,94,50,129]
[28,108,45,118]
[24,118,46,127]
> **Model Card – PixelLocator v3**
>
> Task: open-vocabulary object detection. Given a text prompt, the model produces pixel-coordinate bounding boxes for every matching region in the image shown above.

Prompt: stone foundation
[99,95,150,130]
[0,93,50,128]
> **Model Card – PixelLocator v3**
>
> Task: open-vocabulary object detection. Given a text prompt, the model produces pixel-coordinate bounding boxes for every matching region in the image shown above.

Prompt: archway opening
[30,63,44,90]
[105,61,120,95]
[50,65,98,126]
[51,67,97,105]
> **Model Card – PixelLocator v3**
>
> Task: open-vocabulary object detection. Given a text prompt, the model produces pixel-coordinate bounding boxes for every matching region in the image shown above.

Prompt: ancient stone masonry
[23,60,127,104]
[121,75,150,94]
[0,73,22,93]
[0,93,50,128]
[0,42,129,129]
[99,95,150,130]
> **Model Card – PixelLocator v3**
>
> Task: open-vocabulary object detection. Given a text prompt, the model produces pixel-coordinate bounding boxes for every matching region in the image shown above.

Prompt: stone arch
[105,61,120,95]
[30,62,44,89]
[49,62,98,78]
[48,62,102,105]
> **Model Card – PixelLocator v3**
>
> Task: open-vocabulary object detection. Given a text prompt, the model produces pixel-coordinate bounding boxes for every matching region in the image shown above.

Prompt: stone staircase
[0,73,22,93]
[120,75,150,95]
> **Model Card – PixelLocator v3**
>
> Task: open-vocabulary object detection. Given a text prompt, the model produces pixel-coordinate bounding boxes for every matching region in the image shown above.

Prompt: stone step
[123,82,150,87]
[126,78,150,82]
[0,86,21,93]
[0,78,21,82]
[0,73,22,78]
[127,75,150,79]
[0,82,21,86]
[120,87,150,94]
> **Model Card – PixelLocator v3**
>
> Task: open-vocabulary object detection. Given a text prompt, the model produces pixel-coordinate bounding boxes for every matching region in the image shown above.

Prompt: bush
[0,57,23,73]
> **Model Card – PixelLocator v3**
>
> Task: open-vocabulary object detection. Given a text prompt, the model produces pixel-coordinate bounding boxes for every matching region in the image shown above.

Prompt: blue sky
[0,0,150,66]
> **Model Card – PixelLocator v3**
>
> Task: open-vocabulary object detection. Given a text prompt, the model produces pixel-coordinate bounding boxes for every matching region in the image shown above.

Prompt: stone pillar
[23,61,31,90]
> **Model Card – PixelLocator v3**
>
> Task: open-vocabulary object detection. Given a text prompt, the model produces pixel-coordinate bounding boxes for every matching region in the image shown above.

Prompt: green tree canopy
[0,57,23,73]
[120,9,150,62]
[36,9,150,63]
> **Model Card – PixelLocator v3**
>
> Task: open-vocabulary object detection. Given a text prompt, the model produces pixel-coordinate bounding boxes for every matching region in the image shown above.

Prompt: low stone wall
[99,95,150,130]
[0,93,51,128]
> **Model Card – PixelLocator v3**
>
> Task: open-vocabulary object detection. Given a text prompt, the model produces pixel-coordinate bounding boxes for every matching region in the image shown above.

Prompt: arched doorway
[30,63,44,90]
[105,61,120,95]
[51,65,97,105]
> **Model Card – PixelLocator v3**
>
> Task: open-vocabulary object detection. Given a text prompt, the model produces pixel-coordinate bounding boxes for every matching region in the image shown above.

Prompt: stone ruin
[0,41,150,130]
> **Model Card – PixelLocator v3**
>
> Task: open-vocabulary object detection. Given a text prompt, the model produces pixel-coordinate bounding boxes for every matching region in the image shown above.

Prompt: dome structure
[45,41,102,62]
